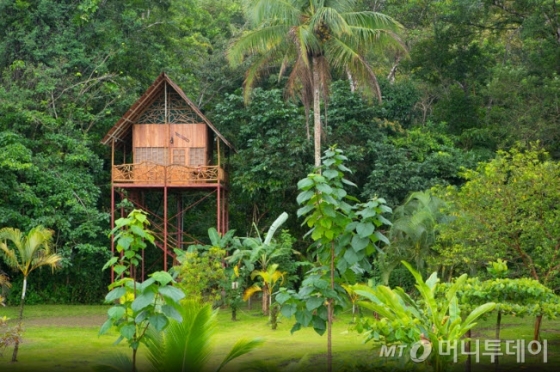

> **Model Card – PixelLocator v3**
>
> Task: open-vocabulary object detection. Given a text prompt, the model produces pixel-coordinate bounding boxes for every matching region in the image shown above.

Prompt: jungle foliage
[0,0,559,303]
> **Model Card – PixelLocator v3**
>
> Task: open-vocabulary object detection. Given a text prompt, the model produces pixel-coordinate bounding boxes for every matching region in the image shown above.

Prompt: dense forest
[1,0,559,304]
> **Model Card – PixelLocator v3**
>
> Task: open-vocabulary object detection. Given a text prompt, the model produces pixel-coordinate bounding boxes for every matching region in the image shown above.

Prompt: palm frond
[146,301,216,372]
[216,338,265,372]
[311,6,351,38]
[244,0,301,28]
[30,253,62,273]
[324,0,356,13]
[146,300,262,372]
[243,49,283,103]
[227,25,290,67]
[243,284,262,301]
[0,241,20,270]
[92,352,133,372]
[343,11,403,33]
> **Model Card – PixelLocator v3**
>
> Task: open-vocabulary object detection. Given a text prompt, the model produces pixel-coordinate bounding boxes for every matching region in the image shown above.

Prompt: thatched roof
[101,72,234,150]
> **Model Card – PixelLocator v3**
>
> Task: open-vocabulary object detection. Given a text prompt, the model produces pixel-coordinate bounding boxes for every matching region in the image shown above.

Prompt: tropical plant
[278,146,392,372]
[353,261,496,372]
[145,300,263,372]
[447,276,560,345]
[175,247,227,305]
[227,212,293,315]
[433,145,560,342]
[100,209,185,372]
[0,272,10,307]
[381,190,450,282]
[0,225,62,362]
[0,316,21,358]
[227,0,405,167]
[243,263,286,324]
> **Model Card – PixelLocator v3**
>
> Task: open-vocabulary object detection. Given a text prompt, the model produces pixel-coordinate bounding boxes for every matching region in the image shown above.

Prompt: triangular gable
[101,73,234,150]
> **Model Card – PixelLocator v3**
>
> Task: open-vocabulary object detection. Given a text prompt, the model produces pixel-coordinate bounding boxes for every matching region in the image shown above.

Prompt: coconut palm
[0,225,62,361]
[228,0,406,167]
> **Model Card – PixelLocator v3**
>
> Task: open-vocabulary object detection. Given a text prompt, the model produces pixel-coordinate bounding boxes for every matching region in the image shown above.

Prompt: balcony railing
[112,162,226,184]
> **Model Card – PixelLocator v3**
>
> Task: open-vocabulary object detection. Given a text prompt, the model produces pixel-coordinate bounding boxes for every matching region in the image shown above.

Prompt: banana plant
[353,261,495,372]
[243,263,286,318]
[227,212,292,314]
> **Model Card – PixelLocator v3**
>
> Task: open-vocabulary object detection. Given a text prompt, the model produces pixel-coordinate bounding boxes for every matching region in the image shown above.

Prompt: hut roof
[101,72,234,150]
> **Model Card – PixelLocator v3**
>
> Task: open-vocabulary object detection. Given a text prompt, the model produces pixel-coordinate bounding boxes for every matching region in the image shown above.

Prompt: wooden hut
[102,73,233,278]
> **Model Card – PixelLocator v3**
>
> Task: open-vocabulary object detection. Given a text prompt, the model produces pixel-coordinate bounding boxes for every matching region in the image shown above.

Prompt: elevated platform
[112,163,227,185]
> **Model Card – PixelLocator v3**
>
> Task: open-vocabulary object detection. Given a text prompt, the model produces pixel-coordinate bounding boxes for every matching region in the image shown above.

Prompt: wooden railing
[112,162,226,184]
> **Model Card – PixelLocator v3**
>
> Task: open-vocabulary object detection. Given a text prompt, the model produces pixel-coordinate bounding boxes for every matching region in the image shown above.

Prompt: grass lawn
[0,305,558,372]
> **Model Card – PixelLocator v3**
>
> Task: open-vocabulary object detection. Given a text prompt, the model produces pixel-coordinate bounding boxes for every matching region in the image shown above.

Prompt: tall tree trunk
[12,276,27,362]
[312,57,322,169]
[262,287,269,316]
[327,242,334,372]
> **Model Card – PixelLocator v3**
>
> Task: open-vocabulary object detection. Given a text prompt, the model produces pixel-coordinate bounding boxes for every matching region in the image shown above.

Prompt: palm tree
[383,191,450,283]
[228,0,405,167]
[0,226,62,361]
[243,263,286,316]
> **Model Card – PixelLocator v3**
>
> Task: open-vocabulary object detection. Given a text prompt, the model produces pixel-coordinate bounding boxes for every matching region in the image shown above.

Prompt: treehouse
[102,73,233,185]
[102,73,233,278]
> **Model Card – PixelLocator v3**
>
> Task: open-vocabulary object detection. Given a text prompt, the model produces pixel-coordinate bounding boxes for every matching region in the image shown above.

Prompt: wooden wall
[133,123,209,165]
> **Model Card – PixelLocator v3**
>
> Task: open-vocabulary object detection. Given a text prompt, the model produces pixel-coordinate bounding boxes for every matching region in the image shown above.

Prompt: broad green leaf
[316,183,333,194]
[297,190,315,205]
[295,310,312,327]
[108,306,126,320]
[119,324,136,339]
[116,236,133,250]
[374,231,390,245]
[105,287,127,303]
[149,313,169,332]
[135,310,149,323]
[351,235,369,251]
[297,204,314,217]
[297,177,315,190]
[131,291,155,312]
[313,316,327,335]
[99,319,113,335]
[150,271,173,285]
[114,265,127,276]
[290,322,302,334]
[276,292,291,304]
[343,248,360,265]
[161,304,183,322]
[281,303,297,318]
[306,296,324,311]
[158,286,185,302]
[323,169,339,179]
[102,257,118,271]
[136,277,156,293]
[356,222,375,238]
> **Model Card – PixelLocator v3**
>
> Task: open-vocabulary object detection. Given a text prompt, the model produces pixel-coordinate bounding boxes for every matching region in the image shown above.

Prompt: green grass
[0,305,558,372]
